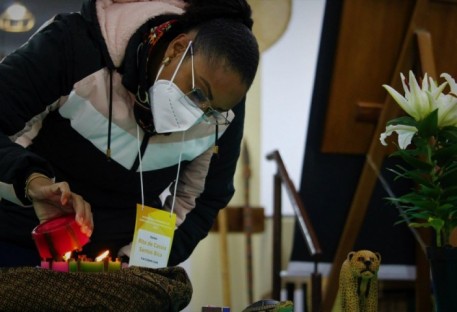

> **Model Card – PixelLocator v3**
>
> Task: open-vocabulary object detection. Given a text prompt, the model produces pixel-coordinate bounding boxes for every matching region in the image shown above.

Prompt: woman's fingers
[62,191,94,237]
[40,181,94,237]
[74,195,93,237]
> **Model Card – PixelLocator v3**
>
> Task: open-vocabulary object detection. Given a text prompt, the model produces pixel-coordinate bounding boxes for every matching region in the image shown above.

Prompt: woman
[0,0,259,267]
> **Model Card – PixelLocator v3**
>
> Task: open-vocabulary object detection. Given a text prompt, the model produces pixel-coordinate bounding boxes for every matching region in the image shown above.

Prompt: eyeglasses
[185,88,231,126]
[183,43,231,126]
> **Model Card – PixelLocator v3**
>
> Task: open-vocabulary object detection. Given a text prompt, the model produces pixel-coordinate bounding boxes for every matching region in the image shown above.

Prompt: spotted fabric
[0,266,192,311]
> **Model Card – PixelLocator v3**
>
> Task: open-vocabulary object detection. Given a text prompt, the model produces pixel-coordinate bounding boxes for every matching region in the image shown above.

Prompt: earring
[162,57,171,66]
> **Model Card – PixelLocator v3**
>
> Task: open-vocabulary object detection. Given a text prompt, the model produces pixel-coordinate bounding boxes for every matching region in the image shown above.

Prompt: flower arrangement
[380,71,457,247]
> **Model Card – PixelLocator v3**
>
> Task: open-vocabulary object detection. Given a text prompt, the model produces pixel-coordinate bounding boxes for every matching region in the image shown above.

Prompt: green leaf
[390,151,433,171]
[401,169,434,187]
[409,222,432,229]
[387,116,417,127]
[428,217,445,231]
[417,109,439,137]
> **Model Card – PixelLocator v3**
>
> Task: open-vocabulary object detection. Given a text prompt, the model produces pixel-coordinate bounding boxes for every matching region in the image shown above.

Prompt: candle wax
[68,259,78,272]
[108,260,121,272]
[80,261,104,272]
[51,261,69,272]
[41,261,50,269]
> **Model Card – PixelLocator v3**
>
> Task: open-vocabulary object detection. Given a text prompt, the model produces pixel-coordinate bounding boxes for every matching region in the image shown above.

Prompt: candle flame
[95,250,109,262]
[63,251,72,261]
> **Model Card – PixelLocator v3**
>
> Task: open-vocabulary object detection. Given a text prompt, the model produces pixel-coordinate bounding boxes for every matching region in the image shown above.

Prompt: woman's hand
[25,173,93,237]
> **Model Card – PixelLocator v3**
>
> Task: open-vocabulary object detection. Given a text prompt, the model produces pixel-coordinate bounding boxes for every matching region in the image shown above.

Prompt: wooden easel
[218,208,231,307]
[322,0,440,310]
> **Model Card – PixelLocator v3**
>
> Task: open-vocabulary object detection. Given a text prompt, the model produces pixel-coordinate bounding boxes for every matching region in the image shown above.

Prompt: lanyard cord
[168,41,192,86]
[137,124,185,216]
[170,131,185,216]
[190,43,195,88]
[106,69,114,159]
[137,125,145,210]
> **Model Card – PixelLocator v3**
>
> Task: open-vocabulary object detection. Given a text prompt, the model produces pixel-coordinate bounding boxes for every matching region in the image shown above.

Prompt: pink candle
[51,261,69,272]
[40,260,50,269]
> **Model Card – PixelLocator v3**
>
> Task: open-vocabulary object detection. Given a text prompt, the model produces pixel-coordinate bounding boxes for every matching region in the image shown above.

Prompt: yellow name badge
[129,204,177,268]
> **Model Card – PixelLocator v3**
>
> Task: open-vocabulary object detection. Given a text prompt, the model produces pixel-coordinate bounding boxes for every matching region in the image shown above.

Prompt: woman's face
[158,35,248,113]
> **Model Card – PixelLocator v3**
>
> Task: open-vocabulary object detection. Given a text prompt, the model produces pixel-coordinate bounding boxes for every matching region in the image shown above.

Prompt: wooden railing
[266,150,323,312]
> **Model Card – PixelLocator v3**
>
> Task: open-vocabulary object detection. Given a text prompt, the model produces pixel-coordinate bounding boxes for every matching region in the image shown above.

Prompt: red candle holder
[32,214,89,259]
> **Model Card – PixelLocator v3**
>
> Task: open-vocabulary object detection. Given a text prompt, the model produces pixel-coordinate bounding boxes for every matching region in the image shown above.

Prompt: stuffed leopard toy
[338,250,381,312]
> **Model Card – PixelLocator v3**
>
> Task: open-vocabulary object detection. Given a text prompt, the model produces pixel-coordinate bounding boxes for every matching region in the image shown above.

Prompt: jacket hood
[81,0,186,68]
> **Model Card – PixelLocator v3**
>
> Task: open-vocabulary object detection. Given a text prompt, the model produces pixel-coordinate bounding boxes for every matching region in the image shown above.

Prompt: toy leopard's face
[348,250,381,279]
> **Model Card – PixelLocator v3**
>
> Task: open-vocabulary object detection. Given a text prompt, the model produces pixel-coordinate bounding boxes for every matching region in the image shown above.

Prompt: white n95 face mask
[149,41,203,134]
[150,80,204,133]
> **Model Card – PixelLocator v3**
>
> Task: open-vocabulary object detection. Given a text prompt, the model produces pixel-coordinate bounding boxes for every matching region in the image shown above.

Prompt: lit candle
[51,251,71,272]
[79,259,104,272]
[80,250,109,272]
[95,250,109,262]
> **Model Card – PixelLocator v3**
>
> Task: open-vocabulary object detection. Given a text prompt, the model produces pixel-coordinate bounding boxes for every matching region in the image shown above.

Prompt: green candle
[68,259,79,272]
[80,260,104,272]
[108,258,121,272]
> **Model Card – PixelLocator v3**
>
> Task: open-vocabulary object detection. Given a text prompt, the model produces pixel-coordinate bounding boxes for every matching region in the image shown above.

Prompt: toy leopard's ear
[375,252,381,262]
[347,251,355,261]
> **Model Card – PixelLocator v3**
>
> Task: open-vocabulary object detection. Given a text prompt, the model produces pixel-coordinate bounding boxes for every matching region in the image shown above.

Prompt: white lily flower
[441,73,457,97]
[408,71,433,120]
[434,73,457,127]
[383,71,432,121]
[383,83,415,117]
[427,76,448,108]
[380,124,418,149]
[433,93,457,127]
